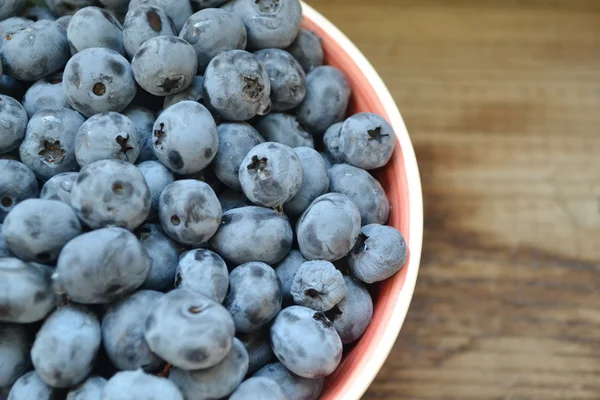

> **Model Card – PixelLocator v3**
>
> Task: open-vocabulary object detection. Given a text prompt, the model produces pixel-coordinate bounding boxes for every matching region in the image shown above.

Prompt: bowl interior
[301,5,423,400]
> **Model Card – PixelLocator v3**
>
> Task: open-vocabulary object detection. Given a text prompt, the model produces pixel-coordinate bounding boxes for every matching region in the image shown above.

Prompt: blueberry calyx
[158,77,183,93]
[116,135,134,158]
[367,126,388,144]
[154,123,166,147]
[247,156,268,175]
[38,140,66,164]
[242,76,264,100]
[254,0,281,14]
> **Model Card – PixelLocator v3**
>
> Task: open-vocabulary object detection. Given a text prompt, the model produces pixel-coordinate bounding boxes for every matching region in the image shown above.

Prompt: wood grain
[306,1,600,398]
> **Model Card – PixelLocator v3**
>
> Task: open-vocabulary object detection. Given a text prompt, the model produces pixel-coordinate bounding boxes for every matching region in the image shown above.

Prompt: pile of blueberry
[0,0,407,399]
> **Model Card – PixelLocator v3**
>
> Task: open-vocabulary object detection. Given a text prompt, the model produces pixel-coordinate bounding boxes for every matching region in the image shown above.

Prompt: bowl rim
[301,3,424,398]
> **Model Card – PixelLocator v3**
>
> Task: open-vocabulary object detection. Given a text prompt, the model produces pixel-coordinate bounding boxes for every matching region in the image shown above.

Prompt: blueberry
[7,371,60,400]
[54,227,151,303]
[254,362,324,400]
[39,171,78,204]
[284,147,329,217]
[230,377,286,400]
[123,105,157,163]
[0,258,56,323]
[0,18,32,44]
[123,5,174,58]
[67,6,124,55]
[224,261,282,333]
[0,160,39,223]
[238,329,275,375]
[168,338,248,399]
[20,6,57,22]
[66,376,107,400]
[285,29,324,73]
[136,161,174,220]
[102,290,164,371]
[328,163,390,225]
[190,0,228,11]
[238,142,303,208]
[19,108,84,180]
[55,15,71,28]
[3,199,82,263]
[70,159,151,230]
[0,224,12,257]
[136,223,179,291]
[255,113,314,149]
[179,8,246,73]
[274,250,306,305]
[296,193,361,261]
[290,260,346,312]
[254,49,306,112]
[203,50,271,121]
[0,95,28,154]
[218,188,251,212]
[210,206,292,265]
[0,20,69,81]
[102,370,183,400]
[74,112,140,167]
[0,323,31,388]
[163,75,204,110]
[31,304,101,388]
[338,112,396,170]
[270,306,342,379]
[212,122,264,191]
[322,122,344,164]
[347,224,407,283]
[175,249,228,303]
[158,180,221,246]
[132,36,197,96]
[22,73,73,118]
[227,0,302,50]
[326,275,373,344]
[152,101,218,174]
[128,0,192,33]
[145,288,235,370]
[63,47,137,117]
[296,66,351,135]
[0,2,28,24]
[46,0,98,17]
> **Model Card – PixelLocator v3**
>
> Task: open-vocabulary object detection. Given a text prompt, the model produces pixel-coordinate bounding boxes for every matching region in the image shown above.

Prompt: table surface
[307,1,600,399]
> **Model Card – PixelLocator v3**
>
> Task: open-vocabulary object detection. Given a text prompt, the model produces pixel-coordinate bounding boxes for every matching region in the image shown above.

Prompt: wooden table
[307,1,600,398]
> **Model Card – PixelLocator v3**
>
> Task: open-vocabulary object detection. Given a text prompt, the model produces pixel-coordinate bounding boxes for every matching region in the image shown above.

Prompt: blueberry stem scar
[116,135,134,158]
[242,76,264,100]
[158,77,182,93]
[247,155,269,176]
[38,140,66,164]
[367,126,389,143]
[154,123,166,147]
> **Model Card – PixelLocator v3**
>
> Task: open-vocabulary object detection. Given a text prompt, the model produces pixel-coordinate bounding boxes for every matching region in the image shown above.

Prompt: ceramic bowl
[300,3,423,399]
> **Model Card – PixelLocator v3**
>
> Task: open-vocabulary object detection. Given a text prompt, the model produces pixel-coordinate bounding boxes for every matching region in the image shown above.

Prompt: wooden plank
[306,0,600,398]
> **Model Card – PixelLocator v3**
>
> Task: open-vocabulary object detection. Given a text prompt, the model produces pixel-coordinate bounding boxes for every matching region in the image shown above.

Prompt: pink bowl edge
[301,3,424,399]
